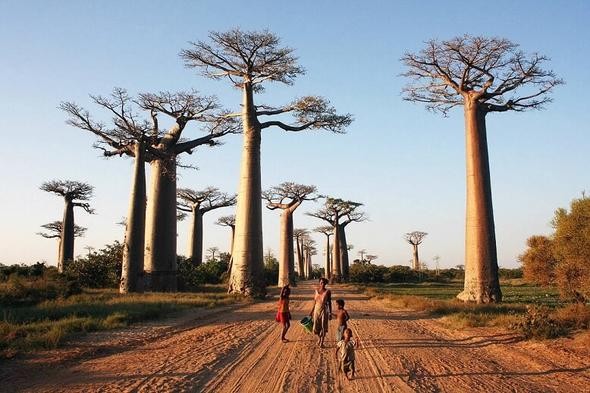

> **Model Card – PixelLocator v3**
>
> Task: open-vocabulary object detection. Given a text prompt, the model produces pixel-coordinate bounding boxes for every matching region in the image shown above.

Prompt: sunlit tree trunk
[325,235,331,279]
[331,221,342,283]
[278,211,295,287]
[412,244,420,270]
[145,156,177,291]
[296,237,304,276]
[457,100,502,303]
[187,208,204,265]
[59,199,75,272]
[229,83,265,297]
[120,142,146,293]
[339,224,350,281]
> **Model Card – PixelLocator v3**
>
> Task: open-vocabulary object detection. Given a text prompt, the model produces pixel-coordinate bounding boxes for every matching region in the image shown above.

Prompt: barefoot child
[277,285,291,343]
[332,299,350,342]
[335,328,356,380]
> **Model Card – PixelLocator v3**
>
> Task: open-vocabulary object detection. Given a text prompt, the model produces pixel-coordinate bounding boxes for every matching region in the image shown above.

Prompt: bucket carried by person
[300,316,313,333]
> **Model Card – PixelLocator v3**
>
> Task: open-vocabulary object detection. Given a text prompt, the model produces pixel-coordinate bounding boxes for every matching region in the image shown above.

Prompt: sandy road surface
[2,281,589,392]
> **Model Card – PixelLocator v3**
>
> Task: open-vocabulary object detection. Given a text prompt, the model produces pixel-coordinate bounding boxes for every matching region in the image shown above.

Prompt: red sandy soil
[1,281,589,392]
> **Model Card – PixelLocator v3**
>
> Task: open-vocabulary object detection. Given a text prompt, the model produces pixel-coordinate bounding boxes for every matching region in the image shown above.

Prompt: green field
[360,281,589,339]
[363,281,561,305]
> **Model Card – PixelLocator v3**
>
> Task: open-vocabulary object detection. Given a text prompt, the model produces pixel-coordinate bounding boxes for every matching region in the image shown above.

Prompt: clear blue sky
[1,1,588,269]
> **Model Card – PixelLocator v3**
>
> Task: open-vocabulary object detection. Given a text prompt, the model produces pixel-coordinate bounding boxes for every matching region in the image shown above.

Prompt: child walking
[335,328,356,380]
[276,285,291,343]
[332,299,350,342]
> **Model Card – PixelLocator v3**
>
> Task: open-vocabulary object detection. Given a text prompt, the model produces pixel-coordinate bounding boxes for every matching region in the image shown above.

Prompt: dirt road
[2,281,589,392]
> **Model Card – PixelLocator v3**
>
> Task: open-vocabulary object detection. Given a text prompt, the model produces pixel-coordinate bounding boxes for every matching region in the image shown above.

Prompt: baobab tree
[38,221,87,264]
[366,254,378,264]
[315,226,334,280]
[293,228,309,277]
[402,35,562,303]
[405,231,428,271]
[263,182,318,287]
[63,89,238,292]
[308,198,364,282]
[181,29,353,297]
[40,180,94,273]
[206,246,220,262]
[301,236,317,279]
[177,187,236,265]
[216,215,236,271]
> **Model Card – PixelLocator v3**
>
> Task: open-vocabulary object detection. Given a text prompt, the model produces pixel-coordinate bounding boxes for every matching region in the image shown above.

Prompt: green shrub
[510,306,569,339]
[0,273,81,307]
[65,241,122,288]
[177,257,229,290]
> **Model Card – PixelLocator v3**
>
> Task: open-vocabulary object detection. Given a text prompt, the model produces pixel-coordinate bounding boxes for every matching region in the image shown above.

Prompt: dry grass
[1,287,248,357]
[362,283,589,338]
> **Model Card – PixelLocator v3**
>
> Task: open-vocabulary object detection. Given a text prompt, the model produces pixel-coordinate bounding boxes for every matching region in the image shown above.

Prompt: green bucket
[300,316,313,333]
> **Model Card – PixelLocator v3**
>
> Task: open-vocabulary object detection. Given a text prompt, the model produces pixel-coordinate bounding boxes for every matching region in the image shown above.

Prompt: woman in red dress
[277,285,291,343]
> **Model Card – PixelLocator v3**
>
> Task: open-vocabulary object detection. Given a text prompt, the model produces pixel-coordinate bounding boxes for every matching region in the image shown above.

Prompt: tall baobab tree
[338,212,366,281]
[308,198,364,282]
[216,215,236,271]
[293,228,309,277]
[37,221,87,264]
[315,226,334,280]
[181,29,353,297]
[40,180,94,272]
[404,231,428,270]
[177,187,236,265]
[63,89,237,292]
[402,35,562,303]
[263,182,318,287]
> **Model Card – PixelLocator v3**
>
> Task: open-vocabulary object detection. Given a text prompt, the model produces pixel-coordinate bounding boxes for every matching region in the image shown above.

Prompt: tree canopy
[401,35,563,115]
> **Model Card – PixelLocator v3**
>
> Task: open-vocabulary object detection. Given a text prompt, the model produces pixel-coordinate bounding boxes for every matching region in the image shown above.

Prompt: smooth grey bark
[412,244,420,270]
[120,142,146,293]
[59,200,75,272]
[187,208,204,264]
[457,100,501,303]
[338,224,350,281]
[331,219,342,283]
[295,236,304,277]
[278,211,295,287]
[144,156,178,291]
[228,83,265,297]
[323,234,331,279]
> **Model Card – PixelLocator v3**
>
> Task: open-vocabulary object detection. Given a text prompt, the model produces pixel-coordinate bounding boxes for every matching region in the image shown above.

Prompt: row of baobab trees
[40,28,561,303]
[37,176,368,290]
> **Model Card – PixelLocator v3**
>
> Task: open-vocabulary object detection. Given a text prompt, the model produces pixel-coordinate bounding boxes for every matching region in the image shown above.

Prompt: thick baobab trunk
[144,156,178,292]
[339,224,350,281]
[187,208,204,265]
[59,199,75,272]
[277,211,294,287]
[412,244,420,270]
[229,84,265,297]
[325,235,331,280]
[120,143,146,293]
[331,222,342,283]
[457,101,502,303]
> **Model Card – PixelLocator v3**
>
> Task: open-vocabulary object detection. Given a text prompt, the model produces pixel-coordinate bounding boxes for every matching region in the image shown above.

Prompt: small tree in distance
[402,35,563,303]
[38,221,87,264]
[177,187,236,265]
[40,180,94,273]
[405,231,427,271]
[263,182,318,287]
